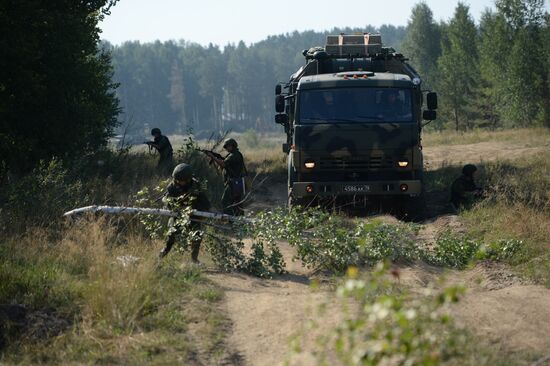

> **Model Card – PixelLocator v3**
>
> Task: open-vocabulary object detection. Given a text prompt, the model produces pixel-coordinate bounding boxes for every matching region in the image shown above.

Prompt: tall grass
[458,150,550,286]
[0,218,226,364]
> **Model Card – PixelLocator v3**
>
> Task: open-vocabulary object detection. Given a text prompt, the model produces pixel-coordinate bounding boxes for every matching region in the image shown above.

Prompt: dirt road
[209,139,550,365]
[208,246,329,366]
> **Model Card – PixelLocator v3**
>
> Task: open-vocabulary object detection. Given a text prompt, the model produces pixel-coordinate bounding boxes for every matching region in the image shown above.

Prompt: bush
[481,239,523,261]
[249,208,420,273]
[423,232,480,269]
[357,222,421,265]
[0,159,84,234]
[290,263,466,365]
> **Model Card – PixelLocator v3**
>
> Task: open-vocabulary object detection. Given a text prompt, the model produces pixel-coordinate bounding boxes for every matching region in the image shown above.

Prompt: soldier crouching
[450,164,483,210]
[159,163,211,263]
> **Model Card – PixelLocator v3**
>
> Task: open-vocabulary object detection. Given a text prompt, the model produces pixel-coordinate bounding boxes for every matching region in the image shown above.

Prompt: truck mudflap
[291,180,422,197]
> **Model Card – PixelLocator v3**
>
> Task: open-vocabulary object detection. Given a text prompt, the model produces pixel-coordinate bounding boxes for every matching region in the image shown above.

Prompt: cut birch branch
[63,205,254,223]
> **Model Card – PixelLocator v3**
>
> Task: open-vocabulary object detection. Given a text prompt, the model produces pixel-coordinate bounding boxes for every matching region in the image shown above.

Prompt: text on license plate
[343,185,370,192]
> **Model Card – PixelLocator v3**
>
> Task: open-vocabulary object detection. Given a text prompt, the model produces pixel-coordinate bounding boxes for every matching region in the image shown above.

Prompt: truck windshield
[298,88,413,123]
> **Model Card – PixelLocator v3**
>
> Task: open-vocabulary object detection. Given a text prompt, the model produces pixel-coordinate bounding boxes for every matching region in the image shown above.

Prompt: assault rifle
[143,141,156,152]
[196,148,224,165]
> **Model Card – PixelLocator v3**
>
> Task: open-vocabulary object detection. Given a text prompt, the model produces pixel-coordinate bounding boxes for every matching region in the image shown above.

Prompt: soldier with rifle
[450,164,483,210]
[195,148,224,164]
[204,138,247,216]
[159,163,211,262]
[145,128,173,175]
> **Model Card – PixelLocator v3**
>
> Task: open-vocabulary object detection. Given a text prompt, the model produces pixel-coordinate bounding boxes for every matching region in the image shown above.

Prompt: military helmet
[172,163,193,181]
[151,128,161,136]
[462,164,477,176]
[223,138,238,149]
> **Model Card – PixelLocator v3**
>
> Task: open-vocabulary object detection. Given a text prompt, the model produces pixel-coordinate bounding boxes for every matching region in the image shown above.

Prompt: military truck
[275,33,438,213]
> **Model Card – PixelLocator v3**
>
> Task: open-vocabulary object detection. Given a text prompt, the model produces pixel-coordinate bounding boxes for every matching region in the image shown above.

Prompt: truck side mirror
[427,92,438,110]
[275,113,289,125]
[275,95,285,113]
[275,84,282,95]
[422,110,437,121]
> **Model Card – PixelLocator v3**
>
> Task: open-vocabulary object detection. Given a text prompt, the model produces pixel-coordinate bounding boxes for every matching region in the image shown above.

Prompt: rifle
[195,148,224,165]
[144,141,156,153]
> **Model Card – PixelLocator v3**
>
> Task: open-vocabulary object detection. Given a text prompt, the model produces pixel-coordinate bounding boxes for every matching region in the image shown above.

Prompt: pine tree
[437,3,480,131]
[401,3,442,88]
[479,0,548,127]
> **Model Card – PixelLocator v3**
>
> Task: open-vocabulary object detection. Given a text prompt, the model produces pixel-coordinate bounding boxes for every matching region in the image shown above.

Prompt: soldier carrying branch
[159,163,210,262]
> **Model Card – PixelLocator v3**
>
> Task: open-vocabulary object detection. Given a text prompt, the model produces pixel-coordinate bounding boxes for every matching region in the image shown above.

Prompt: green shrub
[423,232,480,269]
[249,208,420,273]
[357,222,420,265]
[290,263,466,365]
[0,159,85,234]
[481,239,523,261]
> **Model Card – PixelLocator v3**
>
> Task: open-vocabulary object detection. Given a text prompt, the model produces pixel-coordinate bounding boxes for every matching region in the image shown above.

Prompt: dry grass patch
[423,128,550,147]
[0,218,229,365]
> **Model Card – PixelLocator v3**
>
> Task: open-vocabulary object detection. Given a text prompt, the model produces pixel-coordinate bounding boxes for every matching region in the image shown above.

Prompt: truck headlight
[397,161,409,167]
[304,161,316,169]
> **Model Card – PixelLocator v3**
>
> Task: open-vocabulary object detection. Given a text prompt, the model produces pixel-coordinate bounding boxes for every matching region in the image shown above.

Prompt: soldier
[159,163,211,262]
[207,138,247,216]
[146,128,174,175]
[450,164,483,209]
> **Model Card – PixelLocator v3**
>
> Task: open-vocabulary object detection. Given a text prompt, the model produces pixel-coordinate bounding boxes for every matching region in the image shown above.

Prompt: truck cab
[275,33,438,209]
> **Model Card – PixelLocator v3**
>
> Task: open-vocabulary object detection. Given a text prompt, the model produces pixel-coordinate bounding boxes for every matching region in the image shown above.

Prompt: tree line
[107,25,407,137]
[109,0,549,136]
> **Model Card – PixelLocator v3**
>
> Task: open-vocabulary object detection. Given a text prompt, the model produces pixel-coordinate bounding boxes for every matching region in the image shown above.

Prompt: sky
[99,0,549,46]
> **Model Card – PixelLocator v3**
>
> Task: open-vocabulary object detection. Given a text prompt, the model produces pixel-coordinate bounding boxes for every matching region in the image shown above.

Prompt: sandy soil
[209,139,550,365]
[401,215,550,355]
[208,244,332,366]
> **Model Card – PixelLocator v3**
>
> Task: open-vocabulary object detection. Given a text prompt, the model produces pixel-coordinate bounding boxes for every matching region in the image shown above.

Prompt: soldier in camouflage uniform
[450,164,482,209]
[207,138,247,216]
[147,128,174,175]
[159,163,210,262]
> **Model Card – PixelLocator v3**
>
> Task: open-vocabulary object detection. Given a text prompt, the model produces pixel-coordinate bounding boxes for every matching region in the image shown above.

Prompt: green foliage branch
[290,262,466,365]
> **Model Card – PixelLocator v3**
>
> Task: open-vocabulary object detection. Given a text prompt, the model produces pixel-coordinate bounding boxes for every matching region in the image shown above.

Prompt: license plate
[343,184,370,192]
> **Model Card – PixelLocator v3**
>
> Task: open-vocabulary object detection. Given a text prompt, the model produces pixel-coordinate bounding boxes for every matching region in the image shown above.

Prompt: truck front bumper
[291,180,422,198]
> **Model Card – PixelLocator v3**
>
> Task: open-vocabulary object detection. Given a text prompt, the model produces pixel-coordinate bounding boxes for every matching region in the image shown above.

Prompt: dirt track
[208,140,550,366]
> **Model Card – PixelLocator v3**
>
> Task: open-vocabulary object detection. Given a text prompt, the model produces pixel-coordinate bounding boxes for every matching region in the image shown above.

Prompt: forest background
[107,0,550,139]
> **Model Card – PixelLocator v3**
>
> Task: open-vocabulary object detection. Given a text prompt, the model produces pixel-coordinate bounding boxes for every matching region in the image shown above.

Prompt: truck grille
[319,156,394,170]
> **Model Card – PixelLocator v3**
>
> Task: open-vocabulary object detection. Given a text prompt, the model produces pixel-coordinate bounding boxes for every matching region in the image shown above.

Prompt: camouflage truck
[275,33,438,213]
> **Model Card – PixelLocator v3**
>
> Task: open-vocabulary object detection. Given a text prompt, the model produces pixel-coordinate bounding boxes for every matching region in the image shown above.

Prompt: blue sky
[100,0,549,46]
